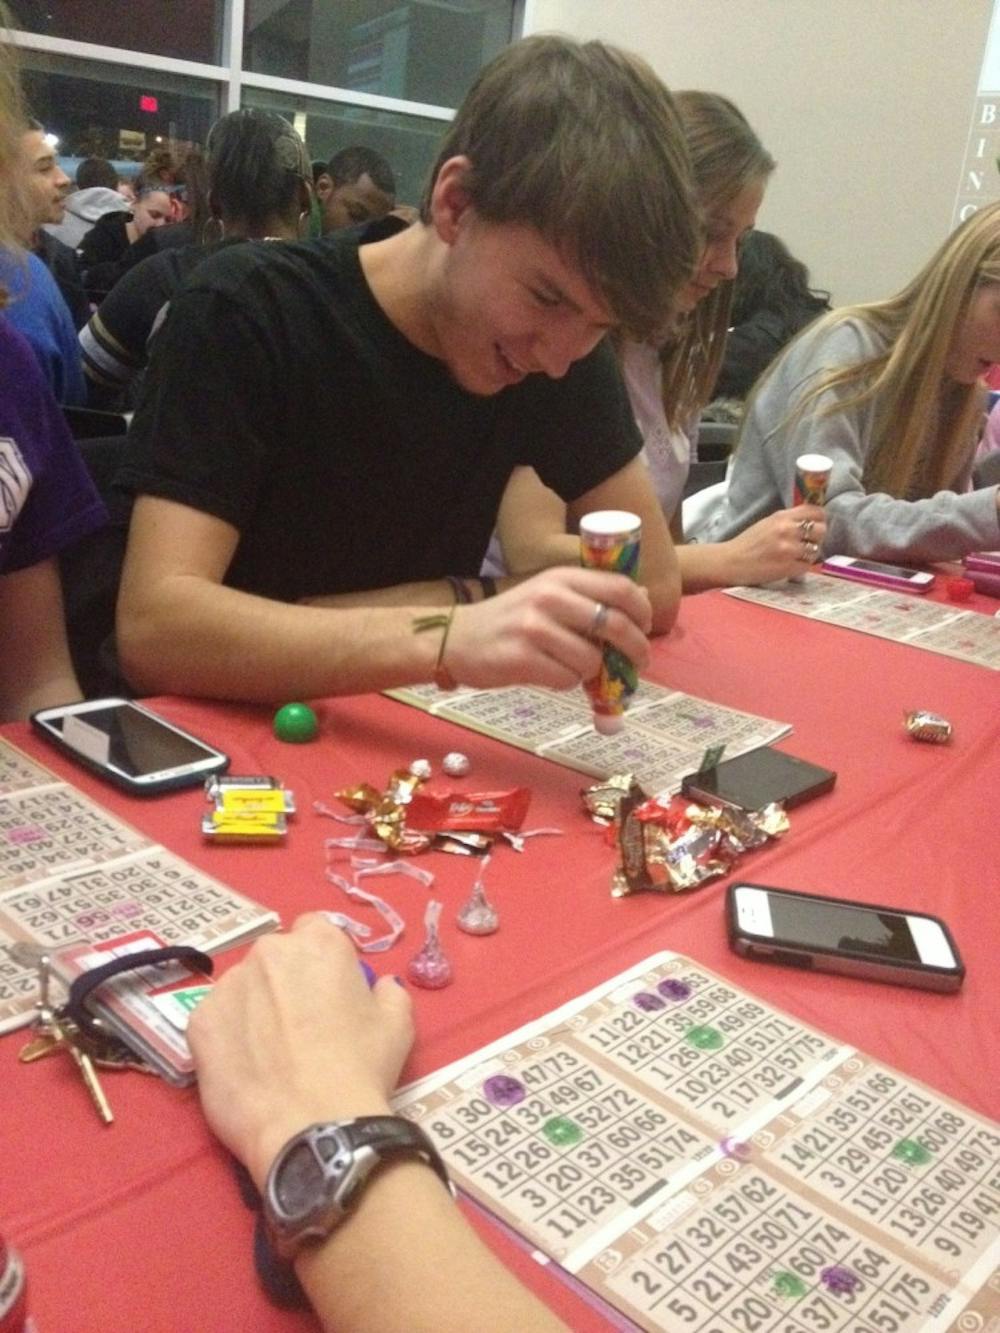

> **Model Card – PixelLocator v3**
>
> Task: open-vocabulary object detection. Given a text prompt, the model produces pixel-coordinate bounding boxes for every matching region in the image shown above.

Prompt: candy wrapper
[581,774,643,825]
[406,788,531,834]
[335,771,433,854]
[334,773,530,854]
[611,792,789,896]
[904,710,952,744]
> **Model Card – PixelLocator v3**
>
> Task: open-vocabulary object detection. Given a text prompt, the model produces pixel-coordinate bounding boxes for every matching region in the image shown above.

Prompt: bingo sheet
[395,953,1000,1333]
[0,737,279,1032]
[726,578,1000,671]
[386,682,791,796]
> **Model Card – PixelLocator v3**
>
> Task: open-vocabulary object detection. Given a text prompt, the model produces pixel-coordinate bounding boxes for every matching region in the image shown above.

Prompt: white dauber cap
[579,510,642,539]
[593,711,624,735]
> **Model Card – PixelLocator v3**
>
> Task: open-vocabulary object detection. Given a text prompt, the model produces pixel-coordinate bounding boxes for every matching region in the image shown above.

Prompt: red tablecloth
[2,588,998,1331]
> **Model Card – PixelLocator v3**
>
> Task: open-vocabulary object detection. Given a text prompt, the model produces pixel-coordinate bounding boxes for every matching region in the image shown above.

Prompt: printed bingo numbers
[0,737,278,1032]
[395,952,1000,1333]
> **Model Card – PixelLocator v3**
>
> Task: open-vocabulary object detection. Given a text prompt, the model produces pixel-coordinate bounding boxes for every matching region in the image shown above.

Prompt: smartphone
[31,698,229,795]
[821,554,935,592]
[726,882,964,992]
[680,747,836,813]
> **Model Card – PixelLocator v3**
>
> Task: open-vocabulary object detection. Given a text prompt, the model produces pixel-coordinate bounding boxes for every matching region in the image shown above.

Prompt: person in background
[315,144,396,232]
[0,42,108,719]
[19,118,89,328]
[489,92,828,592]
[115,36,700,704]
[81,109,314,408]
[712,228,830,401]
[0,119,86,404]
[44,154,131,250]
[708,201,1000,562]
[78,149,176,301]
[189,914,569,1332]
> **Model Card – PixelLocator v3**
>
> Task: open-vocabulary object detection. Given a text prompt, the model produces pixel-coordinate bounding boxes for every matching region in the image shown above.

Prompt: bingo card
[395,953,1000,1332]
[386,681,791,796]
[0,736,279,1032]
[726,578,1000,671]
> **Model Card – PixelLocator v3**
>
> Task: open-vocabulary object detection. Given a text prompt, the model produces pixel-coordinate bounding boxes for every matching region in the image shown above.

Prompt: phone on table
[680,747,836,813]
[726,882,964,992]
[31,698,229,795]
[821,554,935,593]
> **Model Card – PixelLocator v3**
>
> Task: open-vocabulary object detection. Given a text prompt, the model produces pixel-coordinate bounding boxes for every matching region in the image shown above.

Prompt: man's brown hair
[421,35,700,341]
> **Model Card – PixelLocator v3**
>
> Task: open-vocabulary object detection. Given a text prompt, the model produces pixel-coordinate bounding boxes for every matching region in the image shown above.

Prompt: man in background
[44,153,130,251]
[315,145,396,232]
[20,120,89,327]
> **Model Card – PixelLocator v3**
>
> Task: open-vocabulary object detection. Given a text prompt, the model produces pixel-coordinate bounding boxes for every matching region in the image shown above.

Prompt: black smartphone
[726,882,964,993]
[680,747,836,812]
[31,698,229,795]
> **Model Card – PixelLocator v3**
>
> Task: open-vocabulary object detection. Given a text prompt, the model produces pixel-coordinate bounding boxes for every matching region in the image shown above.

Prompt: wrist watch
[263,1116,452,1259]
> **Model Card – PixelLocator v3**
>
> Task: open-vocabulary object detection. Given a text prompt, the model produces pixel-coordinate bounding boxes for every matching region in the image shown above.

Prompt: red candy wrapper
[407,788,531,833]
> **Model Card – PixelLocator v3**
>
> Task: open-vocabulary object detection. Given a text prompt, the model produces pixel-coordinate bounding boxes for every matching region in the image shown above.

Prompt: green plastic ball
[273,702,319,743]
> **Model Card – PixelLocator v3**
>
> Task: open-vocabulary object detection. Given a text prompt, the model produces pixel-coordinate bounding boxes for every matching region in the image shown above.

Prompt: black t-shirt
[120,225,640,600]
[83,239,241,408]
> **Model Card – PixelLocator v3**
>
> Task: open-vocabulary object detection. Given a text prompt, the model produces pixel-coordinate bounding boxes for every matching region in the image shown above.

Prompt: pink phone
[821,554,934,593]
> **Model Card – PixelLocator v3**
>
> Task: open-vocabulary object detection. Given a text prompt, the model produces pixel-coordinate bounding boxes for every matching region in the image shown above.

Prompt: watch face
[275,1138,337,1218]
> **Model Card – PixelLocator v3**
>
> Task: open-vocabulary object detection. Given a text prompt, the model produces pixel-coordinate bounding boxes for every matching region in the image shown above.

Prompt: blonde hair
[659,92,774,429]
[762,202,1000,498]
[0,24,33,296]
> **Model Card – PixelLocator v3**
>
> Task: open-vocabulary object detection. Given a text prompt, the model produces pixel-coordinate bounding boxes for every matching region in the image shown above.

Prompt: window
[10,0,225,65]
[19,50,219,166]
[244,0,515,108]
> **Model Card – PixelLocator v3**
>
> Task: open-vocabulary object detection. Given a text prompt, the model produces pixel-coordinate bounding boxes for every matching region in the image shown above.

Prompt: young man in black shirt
[117,36,701,703]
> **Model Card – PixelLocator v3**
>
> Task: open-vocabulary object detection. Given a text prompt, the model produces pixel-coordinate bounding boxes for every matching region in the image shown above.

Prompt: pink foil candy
[407,900,453,989]
[456,855,498,935]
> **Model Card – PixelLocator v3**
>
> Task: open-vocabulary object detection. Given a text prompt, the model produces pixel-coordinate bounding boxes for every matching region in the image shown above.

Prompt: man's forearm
[301,575,514,609]
[118,576,448,700]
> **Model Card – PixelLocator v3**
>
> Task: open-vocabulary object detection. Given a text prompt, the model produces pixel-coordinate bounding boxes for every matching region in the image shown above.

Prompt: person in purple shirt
[0,318,107,718]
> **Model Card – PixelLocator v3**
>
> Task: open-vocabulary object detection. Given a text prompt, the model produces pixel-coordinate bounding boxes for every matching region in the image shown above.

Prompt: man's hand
[188,916,414,1189]
[444,567,653,690]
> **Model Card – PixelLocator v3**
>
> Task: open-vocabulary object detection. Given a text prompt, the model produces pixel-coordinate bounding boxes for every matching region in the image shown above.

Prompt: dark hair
[205,108,309,233]
[327,145,395,196]
[731,230,829,326]
[419,35,699,341]
[175,145,210,237]
[76,156,119,191]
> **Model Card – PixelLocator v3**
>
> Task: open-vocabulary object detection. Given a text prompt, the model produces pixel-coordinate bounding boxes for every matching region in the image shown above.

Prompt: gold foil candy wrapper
[387,769,423,804]
[905,710,952,744]
[335,771,432,854]
[335,782,384,813]
[581,773,643,825]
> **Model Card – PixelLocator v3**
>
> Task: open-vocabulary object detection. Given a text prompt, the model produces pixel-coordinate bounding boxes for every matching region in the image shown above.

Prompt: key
[52,1017,114,1125]
[18,1031,63,1063]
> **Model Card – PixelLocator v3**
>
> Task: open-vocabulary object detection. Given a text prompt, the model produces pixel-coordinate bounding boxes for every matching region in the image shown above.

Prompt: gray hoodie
[44,187,130,251]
